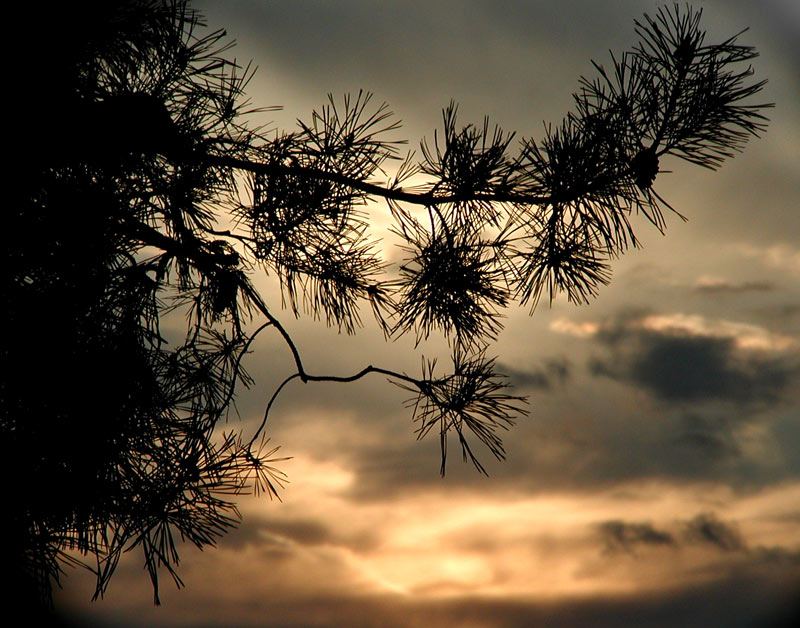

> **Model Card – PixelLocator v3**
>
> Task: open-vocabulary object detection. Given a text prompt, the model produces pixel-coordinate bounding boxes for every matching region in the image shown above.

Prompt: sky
[54,1,800,626]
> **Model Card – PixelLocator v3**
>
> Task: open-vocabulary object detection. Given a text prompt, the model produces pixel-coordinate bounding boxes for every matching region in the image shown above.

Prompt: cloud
[755,303,800,328]
[222,515,348,552]
[596,511,754,557]
[585,311,800,405]
[637,314,798,352]
[590,332,785,403]
[673,413,742,460]
[733,242,800,276]
[497,357,571,390]
[597,520,675,554]
[693,275,775,294]
[683,512,747,552]
[549,318,600,338]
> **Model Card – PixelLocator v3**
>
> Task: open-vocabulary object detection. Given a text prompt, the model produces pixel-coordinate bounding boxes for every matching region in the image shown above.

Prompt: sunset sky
[56,1,799,626]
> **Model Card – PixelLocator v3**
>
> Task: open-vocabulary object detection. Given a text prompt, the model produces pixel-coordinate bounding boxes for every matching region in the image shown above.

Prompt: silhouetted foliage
[2,0,769,607]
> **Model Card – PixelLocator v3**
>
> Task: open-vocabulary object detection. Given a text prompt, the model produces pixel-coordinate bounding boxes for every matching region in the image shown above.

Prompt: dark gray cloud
[694,280,775,294]
[683,512,747,552]
[498,357,571,390]
[597,520,675,554]
[588,312,799,405]
[596,512,753,557]
[568,311,800,485]
[673,413,742,461]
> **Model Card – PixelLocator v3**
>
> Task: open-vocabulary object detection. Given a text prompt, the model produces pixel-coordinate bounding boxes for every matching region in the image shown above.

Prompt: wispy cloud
[733,242,800,275]
[549,318,601,338]
[693,275,775,294]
